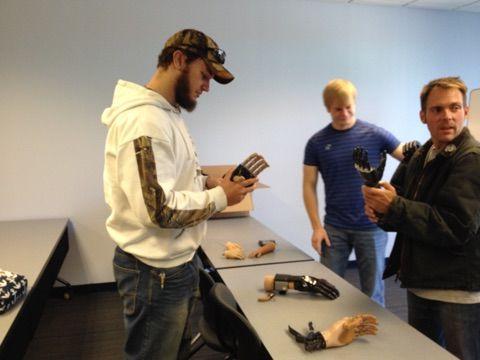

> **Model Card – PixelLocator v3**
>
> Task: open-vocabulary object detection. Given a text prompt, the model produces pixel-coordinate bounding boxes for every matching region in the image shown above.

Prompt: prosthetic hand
[353,147,386,187]
[264,274,339,300]
[248,240,276,258]
[288,314,378,352]
[223,241,245,260]
[231,153,269,183]
[402,140,421,163]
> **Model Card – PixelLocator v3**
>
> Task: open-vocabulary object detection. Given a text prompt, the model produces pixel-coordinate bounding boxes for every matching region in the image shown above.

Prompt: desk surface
[203,217,312,270]
[218,261,457,359]
[0,218,68,344]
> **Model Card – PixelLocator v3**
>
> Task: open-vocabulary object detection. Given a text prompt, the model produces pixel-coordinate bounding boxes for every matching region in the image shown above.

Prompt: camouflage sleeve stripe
[133,136,216,229]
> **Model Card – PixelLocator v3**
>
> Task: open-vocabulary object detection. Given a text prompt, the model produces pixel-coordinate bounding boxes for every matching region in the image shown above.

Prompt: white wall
[1,0,479,284]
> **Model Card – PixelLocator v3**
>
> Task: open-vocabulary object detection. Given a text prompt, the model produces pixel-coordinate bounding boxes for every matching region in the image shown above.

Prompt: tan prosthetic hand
[288,314,378,352]
[248,240,276,258]
[322,314,378,348]
[223,241,245,260]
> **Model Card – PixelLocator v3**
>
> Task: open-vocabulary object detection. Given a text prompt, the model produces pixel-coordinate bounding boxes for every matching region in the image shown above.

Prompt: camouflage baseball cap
[164,29,234,84]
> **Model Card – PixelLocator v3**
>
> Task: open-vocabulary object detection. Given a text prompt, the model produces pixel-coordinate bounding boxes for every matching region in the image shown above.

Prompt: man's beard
[175,68,197,112]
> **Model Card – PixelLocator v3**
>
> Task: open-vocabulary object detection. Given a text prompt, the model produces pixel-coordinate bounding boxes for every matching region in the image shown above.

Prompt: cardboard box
[202,165,266,218]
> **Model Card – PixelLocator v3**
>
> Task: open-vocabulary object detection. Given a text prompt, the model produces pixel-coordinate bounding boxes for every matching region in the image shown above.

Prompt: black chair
[210,283,269,360]
[189,268,228,357]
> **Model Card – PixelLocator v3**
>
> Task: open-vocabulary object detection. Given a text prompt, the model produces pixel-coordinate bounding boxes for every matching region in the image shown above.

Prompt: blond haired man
[363,77,480,359]
[303,79,402,306]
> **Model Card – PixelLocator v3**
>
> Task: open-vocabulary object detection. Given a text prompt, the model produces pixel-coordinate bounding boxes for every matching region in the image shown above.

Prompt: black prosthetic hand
[353,147,386,187]
[288,322,326,352]
[273,274,340,300]
[230,153,269,182]
[402,140,421,163]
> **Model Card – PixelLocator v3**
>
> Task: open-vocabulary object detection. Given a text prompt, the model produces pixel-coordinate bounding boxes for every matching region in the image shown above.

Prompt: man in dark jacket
[362,77,480,360]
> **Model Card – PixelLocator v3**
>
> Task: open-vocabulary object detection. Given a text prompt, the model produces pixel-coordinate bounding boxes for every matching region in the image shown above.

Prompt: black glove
[274,274,340,300]
[402,140,421,163]
[353,147,386,187]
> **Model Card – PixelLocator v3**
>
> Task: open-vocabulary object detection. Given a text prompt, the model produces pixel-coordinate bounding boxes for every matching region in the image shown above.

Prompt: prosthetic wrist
[288,322,327,352]
[273,274,340,300]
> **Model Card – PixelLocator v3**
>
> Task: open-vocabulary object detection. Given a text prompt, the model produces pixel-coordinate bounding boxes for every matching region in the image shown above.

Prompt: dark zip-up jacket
[380,128,480,290]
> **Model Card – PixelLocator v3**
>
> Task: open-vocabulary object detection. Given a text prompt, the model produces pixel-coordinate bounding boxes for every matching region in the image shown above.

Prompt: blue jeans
[321,224,386,306]
[113,247,199,360]
[407,291,480,360]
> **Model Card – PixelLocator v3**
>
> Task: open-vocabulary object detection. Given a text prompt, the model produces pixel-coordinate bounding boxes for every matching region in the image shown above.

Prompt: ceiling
[318,0,480,12]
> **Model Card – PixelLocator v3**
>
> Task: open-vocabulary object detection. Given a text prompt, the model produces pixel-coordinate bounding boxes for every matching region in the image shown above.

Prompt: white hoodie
[102,80,227,268]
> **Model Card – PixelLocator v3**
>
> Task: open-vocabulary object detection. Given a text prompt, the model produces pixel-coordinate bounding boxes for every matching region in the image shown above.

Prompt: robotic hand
[230,153,269,183]
[288,314,378,351]
[264,274,340,300]
[353,147,386,188]
[402,140,421,163]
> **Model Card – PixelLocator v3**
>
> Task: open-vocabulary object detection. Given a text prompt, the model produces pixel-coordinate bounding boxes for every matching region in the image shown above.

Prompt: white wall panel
[1,0,479,283]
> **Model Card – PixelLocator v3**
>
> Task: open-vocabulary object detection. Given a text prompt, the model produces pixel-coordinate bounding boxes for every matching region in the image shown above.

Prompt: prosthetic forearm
[264,274,339,300]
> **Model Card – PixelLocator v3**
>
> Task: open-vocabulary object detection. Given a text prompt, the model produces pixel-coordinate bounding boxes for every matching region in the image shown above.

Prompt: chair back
[210,283,267,360]
[198,268,216,326]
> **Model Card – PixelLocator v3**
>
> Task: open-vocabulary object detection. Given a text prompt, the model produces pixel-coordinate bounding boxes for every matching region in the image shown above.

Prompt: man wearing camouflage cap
[101,29,257,359]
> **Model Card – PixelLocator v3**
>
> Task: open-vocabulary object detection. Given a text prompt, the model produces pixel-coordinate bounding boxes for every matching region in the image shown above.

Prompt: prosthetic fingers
[231,153,269,183]
[402,140,421,163]
[223,241,245,260]
[289,314,378,352]
[352,147,386,187]
[264,274,339,300]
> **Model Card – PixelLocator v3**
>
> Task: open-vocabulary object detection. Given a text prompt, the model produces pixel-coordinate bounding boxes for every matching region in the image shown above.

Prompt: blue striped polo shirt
[304,119,400,229]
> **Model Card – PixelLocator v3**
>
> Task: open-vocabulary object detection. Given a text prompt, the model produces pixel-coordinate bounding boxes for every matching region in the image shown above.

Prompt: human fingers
[379,181,396,193]
[223,167,235,179]
[240,177,258,188]
[323,233,331,247]
[364,205,378,223]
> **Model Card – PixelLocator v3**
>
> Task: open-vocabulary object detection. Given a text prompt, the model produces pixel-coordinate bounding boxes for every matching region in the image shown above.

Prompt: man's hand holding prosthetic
[264,274,340,300]
[353,147,386,188]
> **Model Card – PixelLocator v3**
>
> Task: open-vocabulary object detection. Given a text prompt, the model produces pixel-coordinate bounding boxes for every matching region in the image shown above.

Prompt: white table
[201,217,313,270]
[218,261,457,359]
[0,218,69,359]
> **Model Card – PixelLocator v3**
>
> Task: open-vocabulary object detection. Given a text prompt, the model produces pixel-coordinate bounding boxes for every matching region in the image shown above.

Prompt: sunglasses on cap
[176,44,226,64]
